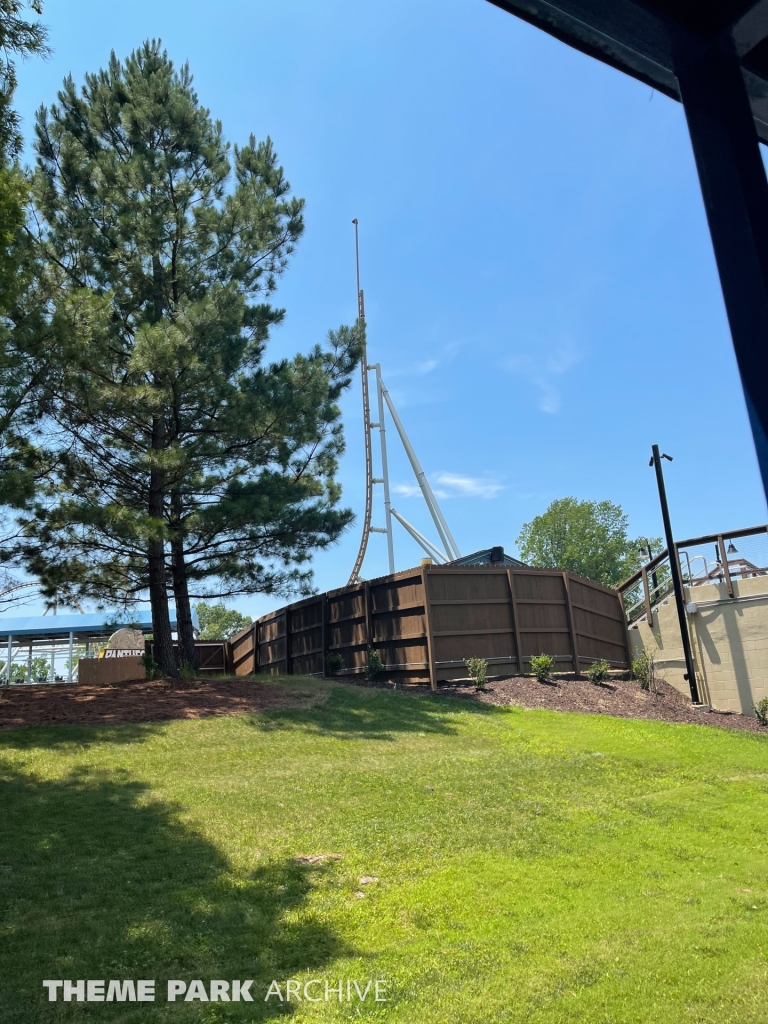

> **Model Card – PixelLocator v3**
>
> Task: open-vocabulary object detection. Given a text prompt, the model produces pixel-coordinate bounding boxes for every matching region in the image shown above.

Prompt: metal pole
[650,445,701,705]
[68,631,74,684]
[677,45,768,499]
[27,643,32,684]
[6,635,11,685]
[372,365,395,574]
[380,379,461,560]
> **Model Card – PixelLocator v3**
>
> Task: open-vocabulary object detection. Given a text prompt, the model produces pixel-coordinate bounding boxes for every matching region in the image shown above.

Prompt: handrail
[618,523,768,592]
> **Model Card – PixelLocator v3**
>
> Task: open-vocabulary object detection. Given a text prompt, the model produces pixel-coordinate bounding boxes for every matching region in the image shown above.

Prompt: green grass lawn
[2,679,768,1023]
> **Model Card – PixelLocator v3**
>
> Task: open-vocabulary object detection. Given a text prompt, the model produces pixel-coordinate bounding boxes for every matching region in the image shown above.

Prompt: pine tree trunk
[148,536,176,677]
[170,497,198,673]
[148,413,177,677]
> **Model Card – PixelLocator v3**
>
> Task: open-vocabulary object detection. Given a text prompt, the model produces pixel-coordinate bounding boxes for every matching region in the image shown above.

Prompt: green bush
[631,647,657,693]
[326,653,343,677]
[365,647,383,681]
[464,657,488,690]
[585,659,611,684]
[530,653,556,682]
[753,696,768,726]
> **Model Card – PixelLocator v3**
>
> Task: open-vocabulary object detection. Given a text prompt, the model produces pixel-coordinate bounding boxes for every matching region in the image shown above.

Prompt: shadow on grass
[0,722,165,752]
[251,681,495,741]
[0,764,351,1023]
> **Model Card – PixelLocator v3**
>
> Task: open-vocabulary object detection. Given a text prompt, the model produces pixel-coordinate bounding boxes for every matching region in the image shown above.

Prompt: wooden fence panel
[367,572,429,682]
[230,623,257,675]
[568,575,630,667]
[289,597,325,676]
[258,611,286,675]
[230,563,630,684]
[426,568,517,681]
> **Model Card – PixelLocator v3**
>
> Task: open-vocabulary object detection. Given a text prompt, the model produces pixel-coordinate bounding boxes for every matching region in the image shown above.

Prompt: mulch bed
[0,677,321,730]
[429,673,765,734]
[0,672,764,735]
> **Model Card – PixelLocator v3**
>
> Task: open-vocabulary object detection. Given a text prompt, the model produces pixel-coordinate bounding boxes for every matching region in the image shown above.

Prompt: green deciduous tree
[516,497,651,588]
[195,601,252,642]
[20,41,361,675]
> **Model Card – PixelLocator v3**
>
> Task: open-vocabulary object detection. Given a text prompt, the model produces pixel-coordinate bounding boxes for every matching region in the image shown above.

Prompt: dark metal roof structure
[487,0,768,501]
[448,546,526,567]
[487,1,768,138]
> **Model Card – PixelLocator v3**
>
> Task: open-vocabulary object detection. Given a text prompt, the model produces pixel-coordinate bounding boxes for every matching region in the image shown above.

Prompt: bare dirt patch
[430,673,765,734]
[0,676,324,730]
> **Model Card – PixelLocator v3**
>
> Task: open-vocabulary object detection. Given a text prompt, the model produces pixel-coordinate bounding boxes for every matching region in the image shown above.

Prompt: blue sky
[14,0,767,620]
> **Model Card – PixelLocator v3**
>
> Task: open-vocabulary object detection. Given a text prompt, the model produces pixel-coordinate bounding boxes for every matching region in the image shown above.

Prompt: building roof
[0,608,198,641]
[448,546,526,567]
[486,1,768,143]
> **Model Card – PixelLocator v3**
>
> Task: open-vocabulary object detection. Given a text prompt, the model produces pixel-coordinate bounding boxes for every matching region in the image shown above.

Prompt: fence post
[717,534,734,597]
[641,567,653,625]
[363,582,371,675]
[506,569,524,675]
[562,573,581,678]
[321,594,328,677]
[284,610,292,676]
[421,566,437,691]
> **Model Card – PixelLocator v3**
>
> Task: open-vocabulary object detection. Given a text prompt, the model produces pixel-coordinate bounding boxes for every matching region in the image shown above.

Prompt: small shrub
[585,659,611,684]
[365,647,383,681]
[326,653,343,677]
[632,647,657,693]
[142,651,160,680]
[530,653,556,682]
[464,656,488,690]
[753,696,768,726]
[179,662,197,680]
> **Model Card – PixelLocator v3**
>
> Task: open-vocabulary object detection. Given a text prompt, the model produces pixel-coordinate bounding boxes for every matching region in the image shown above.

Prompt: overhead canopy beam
[729,0,768,57]
[485,0,768,500]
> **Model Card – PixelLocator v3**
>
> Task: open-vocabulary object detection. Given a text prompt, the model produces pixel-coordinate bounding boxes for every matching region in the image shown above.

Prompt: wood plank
[563,573,581,677]
[514,598,567,605]
[370,601,425,614]
[429,598,510,606]
[570,601,624,621]
[506,568,524,675]
[364,581,371,652]
[431,627,515,637]
[421,566,436,691]
[574,628,628,648]
[321,595,327,677]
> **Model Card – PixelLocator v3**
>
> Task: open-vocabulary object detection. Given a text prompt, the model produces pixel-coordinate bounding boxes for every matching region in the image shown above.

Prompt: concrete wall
[629,575,768,715]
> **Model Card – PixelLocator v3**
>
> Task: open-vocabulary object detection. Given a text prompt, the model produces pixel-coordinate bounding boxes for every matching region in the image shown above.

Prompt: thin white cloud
[392,482,422,498]
[503,337,583,414]
[393,473,503,501]
[433,472,503,499]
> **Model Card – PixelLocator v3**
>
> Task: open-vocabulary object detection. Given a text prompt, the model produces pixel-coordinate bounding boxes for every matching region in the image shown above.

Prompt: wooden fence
[229,564,629,688]
[147,641,231,675]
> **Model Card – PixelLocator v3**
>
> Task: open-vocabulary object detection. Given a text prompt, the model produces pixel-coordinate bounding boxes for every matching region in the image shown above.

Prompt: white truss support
[390,507,448,563]
[379,378,461,560]
[369,364,395,573]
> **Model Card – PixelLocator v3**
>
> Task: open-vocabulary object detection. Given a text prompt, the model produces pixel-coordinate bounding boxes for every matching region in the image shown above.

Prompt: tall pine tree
[23,41,361,673]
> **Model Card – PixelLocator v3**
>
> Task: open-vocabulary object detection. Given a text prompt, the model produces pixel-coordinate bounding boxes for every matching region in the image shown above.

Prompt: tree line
[0,12,363,676]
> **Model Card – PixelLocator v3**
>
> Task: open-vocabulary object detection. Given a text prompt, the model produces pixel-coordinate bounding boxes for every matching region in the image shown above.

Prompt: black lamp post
[649,445,702,706]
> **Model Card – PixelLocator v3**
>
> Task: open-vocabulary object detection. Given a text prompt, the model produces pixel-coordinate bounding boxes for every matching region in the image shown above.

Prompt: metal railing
[619,524,768,625]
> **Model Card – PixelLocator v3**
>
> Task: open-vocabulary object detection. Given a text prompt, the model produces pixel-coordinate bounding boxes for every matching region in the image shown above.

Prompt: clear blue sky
[14,0,768,620]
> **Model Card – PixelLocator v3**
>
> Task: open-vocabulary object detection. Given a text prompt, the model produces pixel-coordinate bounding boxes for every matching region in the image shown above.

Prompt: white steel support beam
[390,508,448,562]
[379,378,461,560]
[370,364,395,574]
